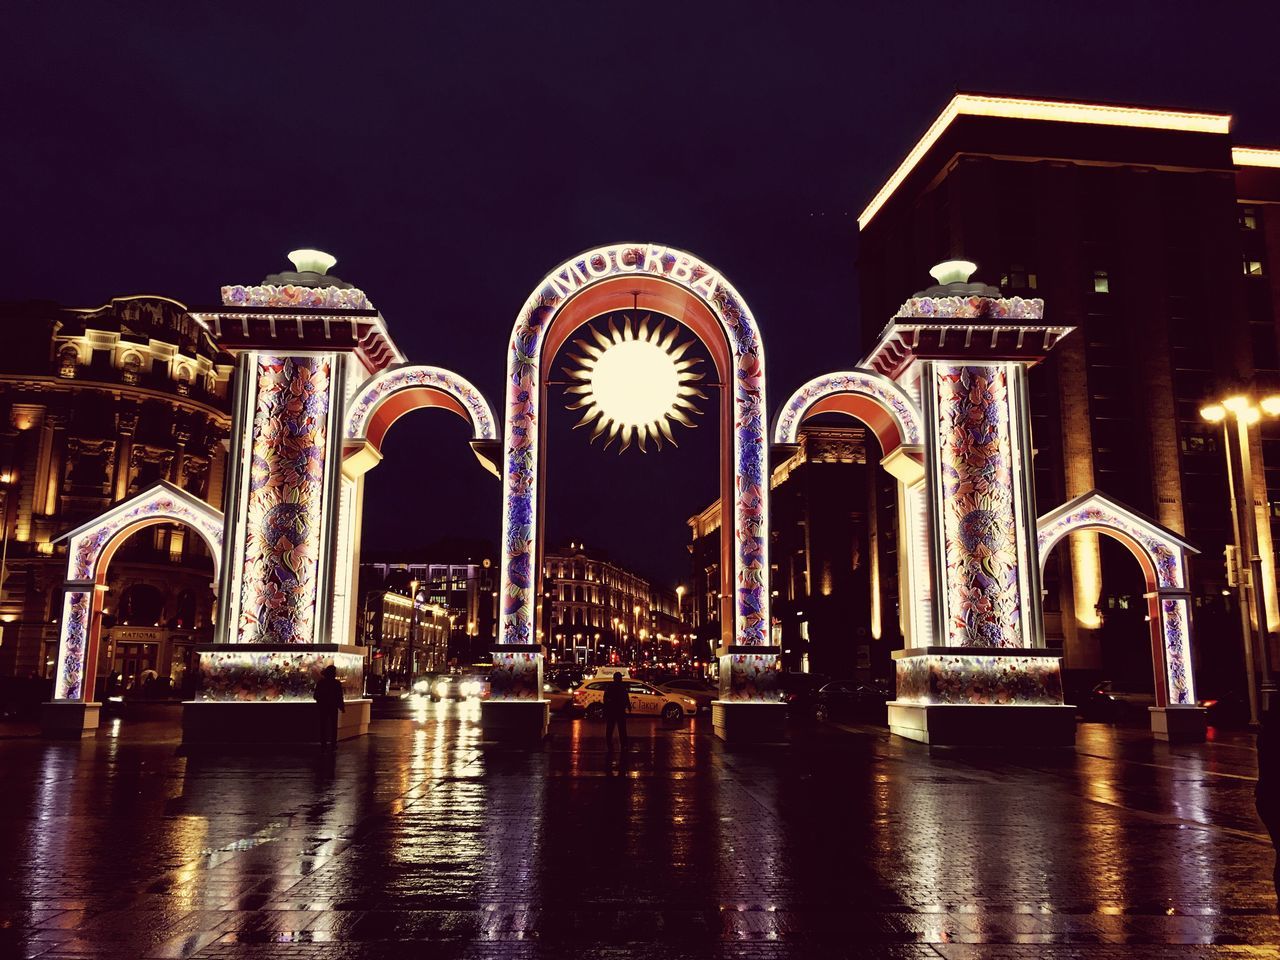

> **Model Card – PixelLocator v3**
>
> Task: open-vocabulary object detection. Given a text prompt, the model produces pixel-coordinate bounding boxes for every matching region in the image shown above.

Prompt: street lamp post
[1201,393,1280,721]
[407,579,419,683]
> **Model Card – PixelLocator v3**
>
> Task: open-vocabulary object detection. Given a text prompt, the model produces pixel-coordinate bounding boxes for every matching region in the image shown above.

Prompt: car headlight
[413,679,430,694]
[433,681,448,698]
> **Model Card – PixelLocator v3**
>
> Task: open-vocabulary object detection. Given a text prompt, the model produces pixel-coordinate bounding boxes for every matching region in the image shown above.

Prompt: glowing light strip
[1235,147,1280,168]
[859,94,1232,229]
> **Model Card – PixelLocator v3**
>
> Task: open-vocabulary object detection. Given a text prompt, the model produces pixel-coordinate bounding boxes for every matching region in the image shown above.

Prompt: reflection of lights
[563,314,705,452]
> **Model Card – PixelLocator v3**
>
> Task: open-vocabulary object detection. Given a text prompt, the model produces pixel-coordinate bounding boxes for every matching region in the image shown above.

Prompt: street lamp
[1201,391,1280,721]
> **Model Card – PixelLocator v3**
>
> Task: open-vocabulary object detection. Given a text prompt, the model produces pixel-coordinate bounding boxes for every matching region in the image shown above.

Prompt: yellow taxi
[571,676,698,721]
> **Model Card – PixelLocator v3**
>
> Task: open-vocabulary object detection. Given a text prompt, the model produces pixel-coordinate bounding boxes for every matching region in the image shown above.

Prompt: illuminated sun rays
[562,314,707,453]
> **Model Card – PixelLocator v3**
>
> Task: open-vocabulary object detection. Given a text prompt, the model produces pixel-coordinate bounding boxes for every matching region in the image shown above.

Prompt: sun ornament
[563,314,707,452]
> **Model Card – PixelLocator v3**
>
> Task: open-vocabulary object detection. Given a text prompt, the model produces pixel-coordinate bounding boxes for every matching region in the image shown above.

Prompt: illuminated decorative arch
[773,370,923,472]
[1037,490,1199,706]
[772,369,929,645]
[499,243,768,655]
[51,481,223,701]
[345,363,498,451]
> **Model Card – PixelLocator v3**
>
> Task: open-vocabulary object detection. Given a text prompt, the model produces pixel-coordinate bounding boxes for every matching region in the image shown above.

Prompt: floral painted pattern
[936,365,1024,647]
[500,244,768,650]
[54,591,92,700]
[488,651,541,701]
[346,364,497,441]
[1161,598,1194,705]
[69,488,224,582]
[898,295,1044,321]
[238,356,332,645]
[773,370,922,447]
[196,649,364,701]
[1037,499,1186,590]
[221,284,371,311]
[719,653,781,702]
[894,653,1063,705]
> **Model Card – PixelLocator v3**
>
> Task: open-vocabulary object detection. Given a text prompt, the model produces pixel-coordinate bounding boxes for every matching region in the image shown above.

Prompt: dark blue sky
[3,1,1278,586]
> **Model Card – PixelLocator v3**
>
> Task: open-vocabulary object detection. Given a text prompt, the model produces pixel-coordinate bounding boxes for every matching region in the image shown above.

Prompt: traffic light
[1225,545,1240,587]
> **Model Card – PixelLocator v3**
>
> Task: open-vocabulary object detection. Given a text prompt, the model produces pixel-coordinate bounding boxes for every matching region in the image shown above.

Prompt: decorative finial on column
[287,249,337,276]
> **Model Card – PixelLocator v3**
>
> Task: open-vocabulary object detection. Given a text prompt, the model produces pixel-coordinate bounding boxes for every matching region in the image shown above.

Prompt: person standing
[603,672,629,753]
[314,664,346,750]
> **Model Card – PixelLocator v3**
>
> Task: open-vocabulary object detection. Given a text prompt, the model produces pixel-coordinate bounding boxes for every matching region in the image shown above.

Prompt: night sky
[3,2,1278,587]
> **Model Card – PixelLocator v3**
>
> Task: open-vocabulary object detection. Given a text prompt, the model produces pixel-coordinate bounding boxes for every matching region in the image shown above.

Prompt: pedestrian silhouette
[603,672,629,754]
[314,664,346,750]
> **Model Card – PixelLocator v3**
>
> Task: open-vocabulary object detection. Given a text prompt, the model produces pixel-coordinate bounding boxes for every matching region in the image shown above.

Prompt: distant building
[362,588,450,683]
[359,552,498,665]
[856,93,1280,695]
[0,295,231,692]
[541,542,685,668]
[689,424,880,677]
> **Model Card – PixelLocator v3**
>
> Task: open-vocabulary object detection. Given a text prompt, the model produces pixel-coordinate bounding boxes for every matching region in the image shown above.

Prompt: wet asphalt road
[1,701,1278,959]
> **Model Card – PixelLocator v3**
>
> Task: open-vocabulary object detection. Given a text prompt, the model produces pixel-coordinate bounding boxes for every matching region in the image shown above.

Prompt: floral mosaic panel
[893,654,1064,706]
[237,356,332,645]
[346,365,497,441]
[221,284,372,311]
[69,489,223,582]
[54,591,92,701]
[1161,597,1195,705]
[500,244,768,648]
[935,365,1024,647]
[488,650,542,701]
[718,653,780,702]
[773,371,922,447]
[898,295,1044,321]
[195,649,364,702]
[1037,500,1186,590]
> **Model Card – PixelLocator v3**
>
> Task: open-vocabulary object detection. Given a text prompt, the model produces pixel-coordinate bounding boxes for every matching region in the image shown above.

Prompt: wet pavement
[1,702,1278,959]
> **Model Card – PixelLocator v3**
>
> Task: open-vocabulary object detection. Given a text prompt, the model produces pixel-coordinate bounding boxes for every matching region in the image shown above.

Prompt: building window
[57,345,78,379]
[121,353,142,385]
[1245,259,1265,277]
[1241,205,1259,231]
[1092,270,1110,294]
[1000,266,1037,291]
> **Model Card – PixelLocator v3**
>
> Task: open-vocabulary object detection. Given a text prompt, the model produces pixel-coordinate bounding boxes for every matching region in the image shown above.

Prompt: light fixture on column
[562,314,706,452]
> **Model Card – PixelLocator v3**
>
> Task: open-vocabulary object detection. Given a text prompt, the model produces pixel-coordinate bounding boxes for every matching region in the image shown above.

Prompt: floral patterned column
[220,353,343,647]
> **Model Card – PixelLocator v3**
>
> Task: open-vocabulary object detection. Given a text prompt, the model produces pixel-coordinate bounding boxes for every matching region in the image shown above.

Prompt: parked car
[775,672,830,720]
[813,680,890,723]
[572,679,697,721]
[1084,681,1155,721]
[657,677,717,713]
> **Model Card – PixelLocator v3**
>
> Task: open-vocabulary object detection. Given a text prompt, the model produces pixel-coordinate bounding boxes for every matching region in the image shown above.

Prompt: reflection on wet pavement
[1,700,1278,958]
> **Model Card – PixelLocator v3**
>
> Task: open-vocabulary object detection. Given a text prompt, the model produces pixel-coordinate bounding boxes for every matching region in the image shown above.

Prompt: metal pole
[1223,421,1261,725]
[0,486,9,624]
[1236,414,1276,713]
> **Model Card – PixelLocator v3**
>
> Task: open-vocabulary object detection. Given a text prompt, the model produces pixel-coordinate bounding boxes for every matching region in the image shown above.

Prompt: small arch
[772,370,923,460]
[1037,490,1200,707]
[346,363,498,450]
[50,480,224,701]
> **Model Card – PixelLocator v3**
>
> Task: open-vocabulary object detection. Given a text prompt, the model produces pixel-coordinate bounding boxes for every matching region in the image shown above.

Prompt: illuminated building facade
[0,296,231,692]
[359,554,498,664]
[856,94,1280,697]
[690,425,878,677]
[541,542,682,666]
[362,588,450,682]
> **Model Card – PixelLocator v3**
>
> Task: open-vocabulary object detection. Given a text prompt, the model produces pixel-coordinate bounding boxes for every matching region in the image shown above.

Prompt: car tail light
[572,690,585,705]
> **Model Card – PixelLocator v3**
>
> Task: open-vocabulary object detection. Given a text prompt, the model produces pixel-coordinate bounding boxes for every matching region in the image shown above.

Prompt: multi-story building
[359,551,498,665]
[541,542,685,667]
[855,93,1280,696]
[689,425,879,677]
[361,588,450,684]
[0,295,232,695]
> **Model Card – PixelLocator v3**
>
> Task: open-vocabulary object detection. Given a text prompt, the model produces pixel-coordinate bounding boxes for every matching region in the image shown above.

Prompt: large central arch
[495,244,769,725]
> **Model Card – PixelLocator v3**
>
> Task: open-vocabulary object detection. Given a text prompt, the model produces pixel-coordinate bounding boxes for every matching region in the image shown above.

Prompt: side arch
[345,364,498,464]
[1037,490,1199,706]
[499,243,768,661]
[773,370,921,452]
[50,481,224,701]
[771,369,930,649]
